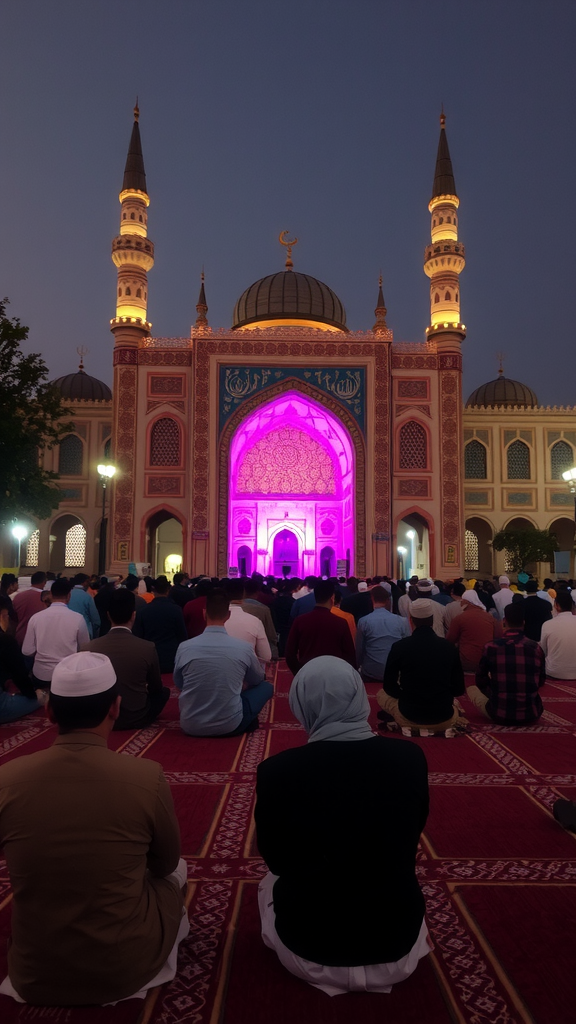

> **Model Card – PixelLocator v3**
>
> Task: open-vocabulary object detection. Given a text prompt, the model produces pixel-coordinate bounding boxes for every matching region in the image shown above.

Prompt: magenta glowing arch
[228,392,355,577]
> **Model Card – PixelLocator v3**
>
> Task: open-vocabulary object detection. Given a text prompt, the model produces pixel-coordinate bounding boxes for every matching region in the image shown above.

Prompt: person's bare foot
[35,689,49,707]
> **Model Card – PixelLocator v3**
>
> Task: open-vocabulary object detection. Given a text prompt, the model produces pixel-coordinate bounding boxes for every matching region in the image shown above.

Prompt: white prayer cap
[381,582,392,594]
[358,582,368,592]
[461,590,485,608]
[410,598,435,619]
[499,575,510,586]
[51,652,116,697]
[416,579,433,593]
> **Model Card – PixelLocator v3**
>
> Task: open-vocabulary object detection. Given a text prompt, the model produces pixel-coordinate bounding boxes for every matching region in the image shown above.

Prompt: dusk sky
[1,1,575,406]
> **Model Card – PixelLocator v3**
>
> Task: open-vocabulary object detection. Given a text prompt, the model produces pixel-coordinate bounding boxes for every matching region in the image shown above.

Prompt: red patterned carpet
[0,664,575,1024]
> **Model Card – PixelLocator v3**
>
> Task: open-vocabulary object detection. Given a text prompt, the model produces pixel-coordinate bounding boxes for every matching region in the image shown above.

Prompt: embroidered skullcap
[416,579,433,593]
[410,598,435,618]
[51,652,116,697]
[499,575,510,586]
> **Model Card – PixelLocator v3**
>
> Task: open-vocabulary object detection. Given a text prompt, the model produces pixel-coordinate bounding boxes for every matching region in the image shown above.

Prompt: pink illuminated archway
[228,392,355,577]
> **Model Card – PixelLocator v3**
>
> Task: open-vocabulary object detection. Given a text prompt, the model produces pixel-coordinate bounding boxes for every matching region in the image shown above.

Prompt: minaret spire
[195,271,209,329]
[111,104,155,340]
[372,274,389,335]
[424,111,466,341]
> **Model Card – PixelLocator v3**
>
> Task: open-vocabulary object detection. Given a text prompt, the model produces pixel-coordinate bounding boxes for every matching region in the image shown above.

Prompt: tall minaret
[424,112,466,341]
[110,103,154,344]
[425,113,465,577]
[108,105,154,575]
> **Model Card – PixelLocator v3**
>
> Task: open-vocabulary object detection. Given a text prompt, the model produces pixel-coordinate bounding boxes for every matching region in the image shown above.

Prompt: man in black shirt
[378,598,465,731]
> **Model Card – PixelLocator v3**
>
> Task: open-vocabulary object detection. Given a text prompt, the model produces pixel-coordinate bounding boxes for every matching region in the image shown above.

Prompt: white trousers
[0,858,190,1005]
[258,871,431,997]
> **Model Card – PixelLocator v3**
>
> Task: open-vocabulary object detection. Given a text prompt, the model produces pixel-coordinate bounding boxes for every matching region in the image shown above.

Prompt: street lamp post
[11,524,28,572]
[97,463,117,575]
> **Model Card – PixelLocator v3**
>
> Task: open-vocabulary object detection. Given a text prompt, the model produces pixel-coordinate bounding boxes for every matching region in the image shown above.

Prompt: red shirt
[285,606,357,676]
[12,588,47,646]
[183,595,207,639]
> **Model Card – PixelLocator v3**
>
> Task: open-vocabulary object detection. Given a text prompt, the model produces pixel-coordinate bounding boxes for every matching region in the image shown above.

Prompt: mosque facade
[14,112,576,581]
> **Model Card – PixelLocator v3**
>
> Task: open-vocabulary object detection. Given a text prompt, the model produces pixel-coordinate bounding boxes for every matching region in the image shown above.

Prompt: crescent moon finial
[279,231,298,270]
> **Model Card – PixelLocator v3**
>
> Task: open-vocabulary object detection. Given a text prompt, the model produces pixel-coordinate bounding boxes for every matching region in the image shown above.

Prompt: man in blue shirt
[68,574,101,639]
[173,591,273,737]
[355,585,410,682]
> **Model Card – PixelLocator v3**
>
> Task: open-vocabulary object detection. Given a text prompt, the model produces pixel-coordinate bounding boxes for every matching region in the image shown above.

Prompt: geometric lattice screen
[464,440,487,479]
[150,418,181,466]
[504,550,515,573]
[64,524,87,567]
[26,529,40,567]
[399,421,427,470]
[506,440,530,480]
[550,440,574,480]
[465,529,479,571]
[58,434,84,476]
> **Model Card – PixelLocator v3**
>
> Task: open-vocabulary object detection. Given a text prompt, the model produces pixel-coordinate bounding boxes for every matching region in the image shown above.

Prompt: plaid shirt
[475,629,545,724]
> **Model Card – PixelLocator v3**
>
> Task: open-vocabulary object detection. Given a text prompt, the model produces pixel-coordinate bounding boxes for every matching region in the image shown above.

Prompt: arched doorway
[145,510,184,580]
[397,513,430,579]
[502,516,537,575]
[465,517,493,576]
[272,529,300,577]
[50,515,87,573]
[227,392,355,577]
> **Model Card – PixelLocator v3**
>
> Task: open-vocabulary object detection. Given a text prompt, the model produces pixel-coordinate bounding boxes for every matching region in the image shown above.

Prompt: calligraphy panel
[219,365,365,434]
[236,427,336,496]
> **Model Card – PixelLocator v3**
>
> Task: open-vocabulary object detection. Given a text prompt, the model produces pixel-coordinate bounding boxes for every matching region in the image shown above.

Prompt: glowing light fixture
[11,524,28,570]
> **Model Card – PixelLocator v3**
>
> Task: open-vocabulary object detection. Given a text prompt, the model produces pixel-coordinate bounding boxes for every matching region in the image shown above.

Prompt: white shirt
[225,604,271,661]
[22,602,90,681]
[492,588,513,621]
[539,612,576,680]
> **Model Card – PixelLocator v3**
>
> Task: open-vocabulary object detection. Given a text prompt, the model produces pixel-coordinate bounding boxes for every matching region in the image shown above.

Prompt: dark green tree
[492,528,559,573]
[0,299,72,525]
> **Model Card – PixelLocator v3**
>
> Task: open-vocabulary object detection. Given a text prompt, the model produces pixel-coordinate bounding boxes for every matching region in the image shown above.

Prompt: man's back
[225,604,271,661]
[0,735,182,1005]
[242,599,278,658]
[22,604,89,682]
[68,587,100,639]
[174,626,262,735]
[540,612,576,679]
[492,588,512,620]
[356,607,410,679]
[12,588,45,647]
[383,627,464,724]
[285,606,356,675]
[476,630,544,724]
[133,597,187,672]
[83,629,163,726]
[522,594,553,642]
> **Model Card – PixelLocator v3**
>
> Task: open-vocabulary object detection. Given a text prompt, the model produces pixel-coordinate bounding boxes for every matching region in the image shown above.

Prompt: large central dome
[232,270,347,332]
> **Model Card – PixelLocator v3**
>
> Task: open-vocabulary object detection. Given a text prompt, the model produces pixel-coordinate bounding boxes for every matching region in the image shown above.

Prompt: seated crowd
[0,566,575,1005]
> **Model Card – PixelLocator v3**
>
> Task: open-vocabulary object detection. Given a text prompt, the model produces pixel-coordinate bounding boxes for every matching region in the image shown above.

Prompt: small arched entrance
[145,510,184,580]
[272,528,300,577]
[397,513,430,579]
[50,515,87,573]
[548,517,576,577]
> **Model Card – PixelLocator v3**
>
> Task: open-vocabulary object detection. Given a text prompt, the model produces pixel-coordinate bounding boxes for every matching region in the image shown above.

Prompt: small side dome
[232,271,347,332]
[466,375,538,409]
[50,370,112,402]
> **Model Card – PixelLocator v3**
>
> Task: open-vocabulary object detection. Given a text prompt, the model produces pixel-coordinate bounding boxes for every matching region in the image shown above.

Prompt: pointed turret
[111,104,154,339]
[195,272,209,328]
[122,103,147,193]
[372,275,389,335]
[431,112,456,199]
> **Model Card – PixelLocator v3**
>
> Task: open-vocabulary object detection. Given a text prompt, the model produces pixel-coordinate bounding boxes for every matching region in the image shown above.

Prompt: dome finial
[373,273,388,334]
[195,269,209,328]
[134,97,139,122]
[76,345,89,373]
[279,230,298,270]
[440,103,445,128]
[497,351,505,376]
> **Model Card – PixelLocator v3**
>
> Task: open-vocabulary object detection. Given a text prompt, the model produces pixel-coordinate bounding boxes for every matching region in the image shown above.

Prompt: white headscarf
[461,589,485,609]
[289,656,375,743]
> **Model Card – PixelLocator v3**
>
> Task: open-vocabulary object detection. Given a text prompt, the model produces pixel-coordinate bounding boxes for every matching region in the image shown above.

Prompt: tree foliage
[0,299,72,525]
[492,528,559,572]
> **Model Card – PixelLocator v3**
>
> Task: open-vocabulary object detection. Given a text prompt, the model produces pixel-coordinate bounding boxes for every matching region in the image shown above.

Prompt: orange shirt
[331,605,357,641]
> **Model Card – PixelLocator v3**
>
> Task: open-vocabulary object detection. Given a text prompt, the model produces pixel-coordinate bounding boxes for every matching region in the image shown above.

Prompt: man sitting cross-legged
[377,598,465,732]
[82,589,170,730]
[466,600,545,725]
[173,590,273,737]
[0,651,188,1006]
[539,589,576,680]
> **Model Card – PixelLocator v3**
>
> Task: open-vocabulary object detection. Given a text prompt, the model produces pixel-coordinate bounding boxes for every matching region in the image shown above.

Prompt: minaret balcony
[112,235,154,270]
[424,240,466,278]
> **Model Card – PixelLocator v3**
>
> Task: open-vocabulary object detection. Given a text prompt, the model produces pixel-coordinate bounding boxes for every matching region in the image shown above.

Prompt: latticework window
[506,440,530,480]
[26,529,39,567]
[150,418,180,466]
[64,524,87,567]
[465,440,487,479]
[59,435,83,476]
[399,421,427,470]
[551,440,574,480]
[504,550,515,574]
[465,530,479,571]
